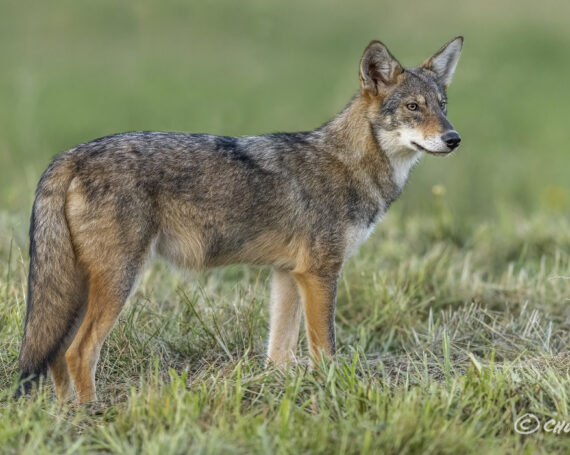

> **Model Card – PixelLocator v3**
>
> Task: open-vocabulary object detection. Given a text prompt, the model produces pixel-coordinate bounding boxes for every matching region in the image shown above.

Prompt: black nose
[441,131,461,149]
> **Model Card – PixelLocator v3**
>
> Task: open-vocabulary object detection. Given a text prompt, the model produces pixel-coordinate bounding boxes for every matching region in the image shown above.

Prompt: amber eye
[406,103,418,111]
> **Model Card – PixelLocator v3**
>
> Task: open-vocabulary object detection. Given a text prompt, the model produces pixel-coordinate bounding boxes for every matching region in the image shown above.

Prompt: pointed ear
[422,36,463,88]
[359,41,403,96]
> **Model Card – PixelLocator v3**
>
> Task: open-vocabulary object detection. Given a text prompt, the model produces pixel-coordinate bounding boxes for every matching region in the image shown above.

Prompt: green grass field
[0,1,568,453]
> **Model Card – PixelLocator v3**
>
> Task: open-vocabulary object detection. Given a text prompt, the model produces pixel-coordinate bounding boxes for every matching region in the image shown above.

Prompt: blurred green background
[0,0,568,219]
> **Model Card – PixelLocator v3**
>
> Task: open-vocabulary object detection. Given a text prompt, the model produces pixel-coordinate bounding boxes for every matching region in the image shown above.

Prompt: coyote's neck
[318,95,418,207]
[319,96,378,160]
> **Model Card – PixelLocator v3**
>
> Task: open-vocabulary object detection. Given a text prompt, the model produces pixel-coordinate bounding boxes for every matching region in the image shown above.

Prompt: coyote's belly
[155,223,306,271]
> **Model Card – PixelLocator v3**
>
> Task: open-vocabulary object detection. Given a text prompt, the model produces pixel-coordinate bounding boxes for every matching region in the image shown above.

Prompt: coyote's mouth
[411,141,452,156]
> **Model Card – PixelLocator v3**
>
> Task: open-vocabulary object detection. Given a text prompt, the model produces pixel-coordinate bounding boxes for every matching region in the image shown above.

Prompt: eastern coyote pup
[17,37,463,402]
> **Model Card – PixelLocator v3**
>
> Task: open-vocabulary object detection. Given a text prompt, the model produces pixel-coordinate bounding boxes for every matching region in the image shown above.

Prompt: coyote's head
[359,37,463,156]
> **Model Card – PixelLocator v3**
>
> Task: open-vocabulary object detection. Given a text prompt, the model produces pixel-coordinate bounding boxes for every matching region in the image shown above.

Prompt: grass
[0,0,569,453]
[0,206,568,454]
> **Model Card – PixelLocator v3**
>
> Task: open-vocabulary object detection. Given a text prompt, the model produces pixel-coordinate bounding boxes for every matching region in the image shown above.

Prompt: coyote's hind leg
[65,271,136,403]
[49,296,87,401]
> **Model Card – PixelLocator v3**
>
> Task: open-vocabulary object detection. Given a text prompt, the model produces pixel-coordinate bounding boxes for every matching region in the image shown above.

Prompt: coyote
[17,37,463,402]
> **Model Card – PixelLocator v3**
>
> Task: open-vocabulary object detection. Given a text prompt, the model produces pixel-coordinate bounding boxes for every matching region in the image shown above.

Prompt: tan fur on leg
[293,272,337,363]
[49,352,74,401]
[65,274,126,403]
[49,298,87,402]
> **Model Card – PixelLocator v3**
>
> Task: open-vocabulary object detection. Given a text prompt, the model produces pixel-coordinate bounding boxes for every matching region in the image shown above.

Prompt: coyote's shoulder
[16,36,463,403]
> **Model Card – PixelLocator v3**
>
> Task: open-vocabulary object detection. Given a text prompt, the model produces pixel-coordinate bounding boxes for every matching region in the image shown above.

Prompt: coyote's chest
[344,221,379,258]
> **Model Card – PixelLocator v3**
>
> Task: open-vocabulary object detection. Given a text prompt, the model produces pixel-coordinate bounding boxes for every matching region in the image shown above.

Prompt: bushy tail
[15,155,85,396]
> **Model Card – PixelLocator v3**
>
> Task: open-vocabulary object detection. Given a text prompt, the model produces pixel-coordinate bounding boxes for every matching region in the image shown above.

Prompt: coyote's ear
[422,36,463,89]
[359,41,403,96]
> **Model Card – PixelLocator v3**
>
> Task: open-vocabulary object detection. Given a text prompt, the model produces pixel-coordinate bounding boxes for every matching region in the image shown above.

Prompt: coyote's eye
[439,100,447,109]
[406,103,418,111]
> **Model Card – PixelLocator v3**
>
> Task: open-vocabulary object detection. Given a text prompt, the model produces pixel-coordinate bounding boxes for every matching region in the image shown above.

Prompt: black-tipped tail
[13,370,46,399]
[17,154,86,397]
